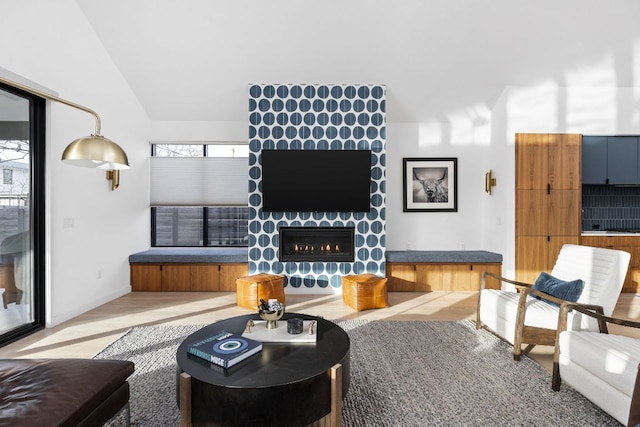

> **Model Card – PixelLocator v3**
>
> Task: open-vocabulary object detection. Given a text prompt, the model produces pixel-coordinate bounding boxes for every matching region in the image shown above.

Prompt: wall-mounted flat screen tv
[261,149,371,212]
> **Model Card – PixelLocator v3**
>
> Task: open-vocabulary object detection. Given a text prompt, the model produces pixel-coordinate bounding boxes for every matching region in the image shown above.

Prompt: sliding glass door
[0,81,45,345]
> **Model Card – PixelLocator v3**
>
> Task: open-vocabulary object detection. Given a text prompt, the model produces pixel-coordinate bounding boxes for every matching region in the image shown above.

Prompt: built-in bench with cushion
[385,250,503,291]
[129,248,249,291]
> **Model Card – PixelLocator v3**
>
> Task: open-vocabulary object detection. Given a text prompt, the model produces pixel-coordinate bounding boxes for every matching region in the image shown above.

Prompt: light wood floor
[1,292,639,372]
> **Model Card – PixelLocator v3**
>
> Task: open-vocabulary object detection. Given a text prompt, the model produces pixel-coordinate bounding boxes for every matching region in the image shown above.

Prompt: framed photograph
[403,157,457,212]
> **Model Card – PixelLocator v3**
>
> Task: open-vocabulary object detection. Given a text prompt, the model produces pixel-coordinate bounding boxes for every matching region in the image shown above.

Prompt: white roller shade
[150,157,248,206]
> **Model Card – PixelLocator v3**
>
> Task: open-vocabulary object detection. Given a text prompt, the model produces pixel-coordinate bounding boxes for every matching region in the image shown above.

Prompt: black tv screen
[261,149,371,212]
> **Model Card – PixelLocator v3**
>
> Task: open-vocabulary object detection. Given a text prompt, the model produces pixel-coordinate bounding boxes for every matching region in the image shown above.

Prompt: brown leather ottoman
[0,358,134,427]
[236,273,285,310]
[342,273,388,311]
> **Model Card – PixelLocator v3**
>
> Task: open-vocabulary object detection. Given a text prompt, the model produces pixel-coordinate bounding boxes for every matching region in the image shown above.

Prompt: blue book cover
[187,330,262,368]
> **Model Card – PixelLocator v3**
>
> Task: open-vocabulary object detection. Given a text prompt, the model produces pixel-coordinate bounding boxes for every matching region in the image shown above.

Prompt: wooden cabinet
[386,263,502,291]
[515,133,582,283]
[130,263,248,291]
[580,236,640,293]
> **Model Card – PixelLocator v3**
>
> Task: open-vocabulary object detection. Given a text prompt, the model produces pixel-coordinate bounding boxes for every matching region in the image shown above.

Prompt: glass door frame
[0,80,46,346]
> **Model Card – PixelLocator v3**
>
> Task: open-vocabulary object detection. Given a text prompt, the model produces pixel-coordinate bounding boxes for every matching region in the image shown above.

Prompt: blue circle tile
[299,99,311,112]
[330,140,343,150]
[286,99,298,112]
[344,86,357,99]
[372,113,384,126]
[326,100,338,112]
[358,86,370,99]
[263,112,275,125]
[313,99,325,112]
[372,86,384,99]
[353,127,364,139]
[304,86,316,98]
[344,113,356,126]
[331,113,343,126]
[326,127,338,139]
[249,112,261,125]
[249,193,262,208]
[371,194,383,208]
[249,85,262,98]
[285,126,297,139]
[249,165,261,179]
[303,140,315,150]
[263,247,275,260]
[259,99,271,112]
[299,127,311,139]
[366,127,379,139]
[249,99,257,112]
[313,127,324,139]
[272,99,284,112]
[291,85,303,98]
[339,99,351,112]
[276,112,288,125]
[367,100,379,112]
[317,85,330,98]
[290,112,302,125]
[317,113,329,125]
[277,85,289,98]
[304,113,316,125]
[339,127,351,139]
[353,100,365,112]
[263,85,275,98]
[331,86,343,98]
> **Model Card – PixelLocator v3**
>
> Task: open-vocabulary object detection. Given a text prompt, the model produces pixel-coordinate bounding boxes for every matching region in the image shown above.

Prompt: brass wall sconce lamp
[0,76,129,190]
[485,170,497,195]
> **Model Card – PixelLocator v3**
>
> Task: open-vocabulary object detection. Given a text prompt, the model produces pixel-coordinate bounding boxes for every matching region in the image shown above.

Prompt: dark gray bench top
[385,250,502,263]
[129,248,248,264]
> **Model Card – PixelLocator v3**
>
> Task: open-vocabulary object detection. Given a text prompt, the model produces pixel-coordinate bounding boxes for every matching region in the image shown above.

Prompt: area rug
[96,320,620,426]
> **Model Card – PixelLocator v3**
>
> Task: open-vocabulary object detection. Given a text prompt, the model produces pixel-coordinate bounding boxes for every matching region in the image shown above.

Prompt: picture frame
[403,157,458,212]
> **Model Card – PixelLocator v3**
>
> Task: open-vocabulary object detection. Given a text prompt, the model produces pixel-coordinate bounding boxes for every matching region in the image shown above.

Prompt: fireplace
[279,227,355,262]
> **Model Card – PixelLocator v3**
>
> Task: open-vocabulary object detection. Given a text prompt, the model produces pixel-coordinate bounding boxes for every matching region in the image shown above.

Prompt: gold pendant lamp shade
[61,134,129,170]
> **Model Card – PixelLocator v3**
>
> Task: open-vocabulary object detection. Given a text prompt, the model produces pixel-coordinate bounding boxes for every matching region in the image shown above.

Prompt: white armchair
[476,244,630,360]
[553,302,640,425]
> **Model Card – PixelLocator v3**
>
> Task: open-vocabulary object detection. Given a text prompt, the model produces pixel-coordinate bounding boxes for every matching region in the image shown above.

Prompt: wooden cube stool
[342,273,388,311]
[236,273,285,310]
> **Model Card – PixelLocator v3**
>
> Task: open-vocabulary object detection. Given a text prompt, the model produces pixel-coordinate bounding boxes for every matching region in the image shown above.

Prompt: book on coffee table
[187,330,262,368]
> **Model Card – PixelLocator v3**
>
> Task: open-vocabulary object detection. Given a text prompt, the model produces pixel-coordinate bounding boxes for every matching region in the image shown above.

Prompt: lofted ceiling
[75,0,640,124]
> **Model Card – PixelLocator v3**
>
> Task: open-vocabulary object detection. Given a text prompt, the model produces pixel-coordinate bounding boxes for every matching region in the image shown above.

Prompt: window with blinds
[150,143,249,247]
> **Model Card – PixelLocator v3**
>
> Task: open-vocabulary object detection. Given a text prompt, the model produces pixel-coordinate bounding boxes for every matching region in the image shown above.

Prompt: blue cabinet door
[582,136,608,184]
[607,136,639,184]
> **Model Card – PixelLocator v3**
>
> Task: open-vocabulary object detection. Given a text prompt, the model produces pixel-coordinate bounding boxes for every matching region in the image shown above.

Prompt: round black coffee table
[176,313,350,426]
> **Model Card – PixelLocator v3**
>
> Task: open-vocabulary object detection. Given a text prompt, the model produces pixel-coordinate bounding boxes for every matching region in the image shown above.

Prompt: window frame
[150,143,249,248]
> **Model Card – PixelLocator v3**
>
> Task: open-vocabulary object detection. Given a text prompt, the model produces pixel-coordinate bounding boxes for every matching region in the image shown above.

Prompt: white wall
[0,0,150,326]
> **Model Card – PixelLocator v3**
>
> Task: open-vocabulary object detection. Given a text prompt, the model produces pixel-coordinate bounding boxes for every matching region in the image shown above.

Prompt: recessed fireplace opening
[279,226,355,262]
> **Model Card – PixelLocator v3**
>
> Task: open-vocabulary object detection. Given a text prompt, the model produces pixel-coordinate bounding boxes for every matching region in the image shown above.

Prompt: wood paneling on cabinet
[515,133,582,283]
[386,263,502,291]
[130,263,248,292]
[580,236,640,293]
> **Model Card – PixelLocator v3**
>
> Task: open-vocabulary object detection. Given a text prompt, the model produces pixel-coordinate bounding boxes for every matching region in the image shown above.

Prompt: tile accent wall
[248,84,386,291]
[582,185,640,230]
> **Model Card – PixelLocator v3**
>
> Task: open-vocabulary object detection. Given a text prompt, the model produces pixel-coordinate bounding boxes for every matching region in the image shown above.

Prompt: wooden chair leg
[330,364,342,427]
[179,372,192,427]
